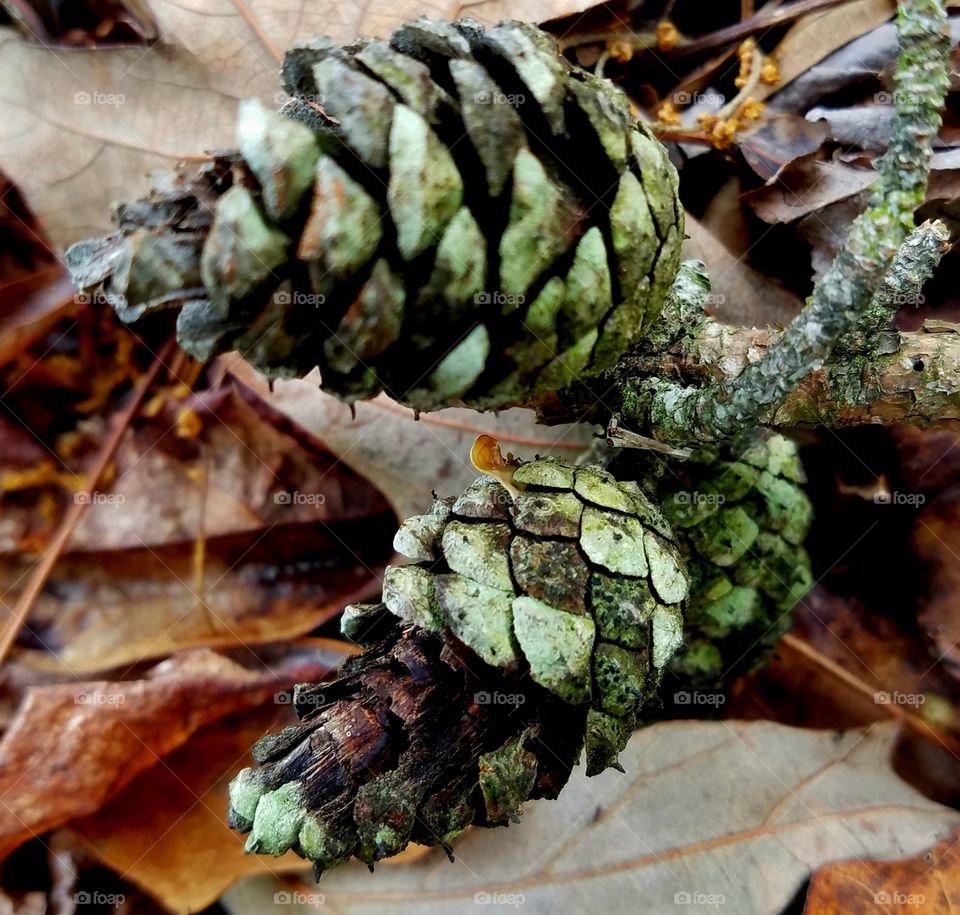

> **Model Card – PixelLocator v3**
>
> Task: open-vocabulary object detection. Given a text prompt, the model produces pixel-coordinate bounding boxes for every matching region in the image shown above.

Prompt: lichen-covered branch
[633,0,951,445]
[609,227,956,432]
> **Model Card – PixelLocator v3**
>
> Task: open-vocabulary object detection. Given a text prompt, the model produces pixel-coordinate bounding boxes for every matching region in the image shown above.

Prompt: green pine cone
[228,451,688,873]
[659,430,814,688]
[66,18,683,412]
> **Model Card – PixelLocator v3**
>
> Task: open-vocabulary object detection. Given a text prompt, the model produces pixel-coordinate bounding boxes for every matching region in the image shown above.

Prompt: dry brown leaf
[221,721,960,915]
[683,215,803,328]
[0,0,599,251]
[753,0,896,106]
[7,525,386,674]
[803,825,960,913]
[0,645,350,860]
[227,360,596,520]
[65,705,312,915]
[69,382,391,553]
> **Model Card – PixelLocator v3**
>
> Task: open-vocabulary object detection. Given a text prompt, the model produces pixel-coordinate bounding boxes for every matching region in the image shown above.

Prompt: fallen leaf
[69,382,391,553]
[757,0,896,108]
[803,825,960,913]
[0,645,350,860]
[222,721,960,915]
[227,361,596,520]
[0,0,602,250]
[7,523,388,674]
[683,215,803,328]
[66,704,312,914]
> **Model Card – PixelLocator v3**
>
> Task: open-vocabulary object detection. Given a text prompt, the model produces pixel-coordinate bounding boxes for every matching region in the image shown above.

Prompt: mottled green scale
[312,57,395,168]
[441,520,513,590]
[478,729,539,824]
[434,573,519,667]
[237,99,320,221]
[656,430,813,687]
[499,149,583,299]
[388,106,464,260]
[393,497,452,561]
[298,156,382,276]
[323,259,405,375]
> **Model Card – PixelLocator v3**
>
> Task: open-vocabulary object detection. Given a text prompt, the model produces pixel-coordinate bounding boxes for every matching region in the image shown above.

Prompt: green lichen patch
[441,520,513,590]
[479,728,539,825]
[580,507,648,577]
[512,595,595,704]
[434,573,520,667]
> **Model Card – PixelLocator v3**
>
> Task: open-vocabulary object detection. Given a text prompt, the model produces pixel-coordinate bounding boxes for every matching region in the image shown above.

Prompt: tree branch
[630,0,951,445]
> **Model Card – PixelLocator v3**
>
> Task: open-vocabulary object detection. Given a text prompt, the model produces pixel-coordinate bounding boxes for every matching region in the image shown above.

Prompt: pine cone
[228,442,688,873]
[658,430,814,688]
[65,18,683,412]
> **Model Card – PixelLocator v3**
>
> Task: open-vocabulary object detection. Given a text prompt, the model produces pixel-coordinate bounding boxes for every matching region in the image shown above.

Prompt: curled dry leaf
[222,721,960,915]
[65,705,312,915]
[803,825,960,913]
[0,645,350,861]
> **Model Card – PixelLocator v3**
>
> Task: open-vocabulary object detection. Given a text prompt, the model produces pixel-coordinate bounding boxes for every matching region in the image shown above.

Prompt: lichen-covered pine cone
[65,18,683,412]
[228,452,687,874]
[658,430,814,688]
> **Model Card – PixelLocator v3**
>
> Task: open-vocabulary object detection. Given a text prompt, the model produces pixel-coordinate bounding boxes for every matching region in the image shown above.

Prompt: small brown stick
[558,0,851,55]
[0,336,175,664]
[781,633,960,759]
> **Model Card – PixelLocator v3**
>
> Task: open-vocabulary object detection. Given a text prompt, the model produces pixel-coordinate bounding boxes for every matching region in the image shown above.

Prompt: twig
[635,0,951,445]
[781,633,960,759]
[0,336,175,664]
[557,0,850,54]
